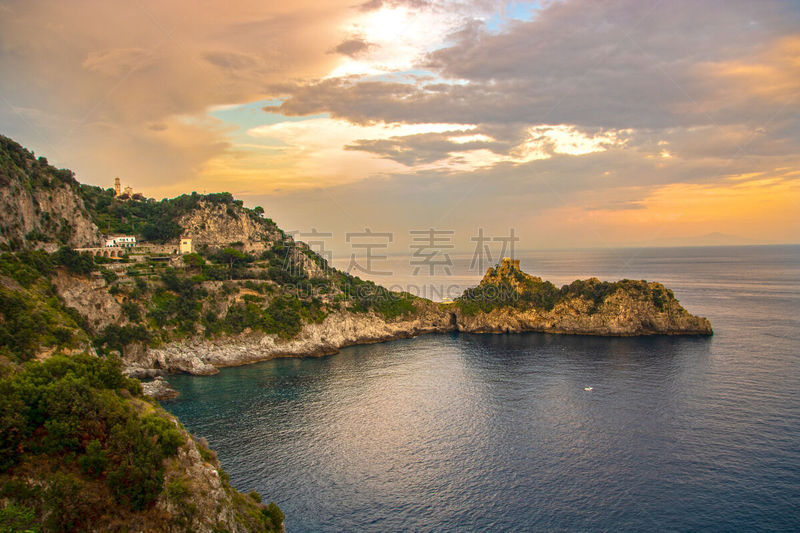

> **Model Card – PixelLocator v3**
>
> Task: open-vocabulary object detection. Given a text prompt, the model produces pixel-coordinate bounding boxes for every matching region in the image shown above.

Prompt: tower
[114,177,121,196]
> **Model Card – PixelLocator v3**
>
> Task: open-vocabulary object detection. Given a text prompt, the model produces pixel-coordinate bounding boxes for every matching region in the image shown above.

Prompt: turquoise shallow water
[164,246,800,531]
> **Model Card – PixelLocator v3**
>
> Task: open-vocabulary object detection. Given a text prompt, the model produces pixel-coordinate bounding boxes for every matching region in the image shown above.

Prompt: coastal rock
[152,409,282,532]
[141,376,179,400]
[177,200,281,253]
[455,287,713,335]
[124,304,455,376]
[122,261,711,376]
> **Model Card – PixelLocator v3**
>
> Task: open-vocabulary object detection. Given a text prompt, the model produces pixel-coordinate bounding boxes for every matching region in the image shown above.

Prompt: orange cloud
[701,35,800,107]
[0,0,358,190]
[549,170,800,245]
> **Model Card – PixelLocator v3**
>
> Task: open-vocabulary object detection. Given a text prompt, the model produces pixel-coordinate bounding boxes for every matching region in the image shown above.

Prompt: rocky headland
[124,259,712,379]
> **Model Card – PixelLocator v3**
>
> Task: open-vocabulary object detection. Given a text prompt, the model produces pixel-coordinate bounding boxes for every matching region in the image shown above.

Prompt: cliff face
[156,410,283,533]
[125,302,454,377]
[51,269,126,333]
[0,135,101,250]
[454,258,713,336]
[178,201,281,253]
[455,282,713,335]
[178,200,327,277]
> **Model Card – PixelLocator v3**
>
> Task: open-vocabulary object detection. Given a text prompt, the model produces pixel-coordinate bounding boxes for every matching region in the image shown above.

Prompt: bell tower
[114,177,121,196]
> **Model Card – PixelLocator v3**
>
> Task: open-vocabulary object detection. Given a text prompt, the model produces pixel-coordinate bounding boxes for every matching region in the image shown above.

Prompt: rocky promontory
[125,259,711,378]
[453,258,713,336]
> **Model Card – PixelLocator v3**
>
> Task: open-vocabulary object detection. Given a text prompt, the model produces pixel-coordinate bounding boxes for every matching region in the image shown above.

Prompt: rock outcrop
[51,269,125,333]
[454,258,712,336]
[454,284,713,335]
[141,376,179,400]
[123,261,711,377]
[178,200,281,253]
[155,421,282,532]
[125,303,455,378]
[0,135,101,249]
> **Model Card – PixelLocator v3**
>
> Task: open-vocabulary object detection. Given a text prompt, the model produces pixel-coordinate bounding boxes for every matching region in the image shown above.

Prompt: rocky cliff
[178,201,281,252]
[155,409,283,532]
[0,135,101,250]
[454,283,713,335]
[453,258,713,336]
[125,301,455,377]
[177,199,327,277]
[121,259,711,378]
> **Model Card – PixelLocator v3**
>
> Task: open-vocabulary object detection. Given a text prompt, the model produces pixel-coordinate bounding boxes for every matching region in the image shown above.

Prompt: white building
[105,235,137,248]
[180,238,193,254]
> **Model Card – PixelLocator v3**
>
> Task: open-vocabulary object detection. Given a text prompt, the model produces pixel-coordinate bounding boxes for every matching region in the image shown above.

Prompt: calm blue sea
[164,245,800,532]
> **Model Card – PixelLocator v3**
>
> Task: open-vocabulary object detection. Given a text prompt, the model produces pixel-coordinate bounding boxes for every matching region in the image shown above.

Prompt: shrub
[100,268,118,284]
[42,473,90,532]
[0,502,39,533]
[0,353,183,523]
[262,502,284,530]
[121,301,142,322]
[93,324,150,354]
[78,439,108,477]
[52,247,95,275]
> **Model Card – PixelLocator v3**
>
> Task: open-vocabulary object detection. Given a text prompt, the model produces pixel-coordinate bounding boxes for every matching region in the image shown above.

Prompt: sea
[163,245,800,532]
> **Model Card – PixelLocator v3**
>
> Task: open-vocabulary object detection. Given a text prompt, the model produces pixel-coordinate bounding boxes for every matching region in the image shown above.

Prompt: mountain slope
[0,136,101,250]
[0,354,282,532]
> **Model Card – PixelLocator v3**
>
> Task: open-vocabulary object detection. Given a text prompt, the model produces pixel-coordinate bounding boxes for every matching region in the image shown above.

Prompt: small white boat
[584,387,593,391]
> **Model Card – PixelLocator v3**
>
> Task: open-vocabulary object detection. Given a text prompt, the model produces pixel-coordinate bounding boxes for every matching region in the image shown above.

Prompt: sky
[1,0,799,254]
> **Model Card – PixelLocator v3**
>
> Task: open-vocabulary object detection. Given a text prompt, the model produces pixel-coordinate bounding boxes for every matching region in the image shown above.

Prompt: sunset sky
[1,0,798,251]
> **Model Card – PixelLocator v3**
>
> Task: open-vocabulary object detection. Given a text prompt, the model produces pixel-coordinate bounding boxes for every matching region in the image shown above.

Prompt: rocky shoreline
[127,294,712,382]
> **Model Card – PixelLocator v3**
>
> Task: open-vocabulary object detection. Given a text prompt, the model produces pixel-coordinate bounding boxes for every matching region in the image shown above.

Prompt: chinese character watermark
[346,228,393,276]
[469,228,519,272]
[409,228,455,275]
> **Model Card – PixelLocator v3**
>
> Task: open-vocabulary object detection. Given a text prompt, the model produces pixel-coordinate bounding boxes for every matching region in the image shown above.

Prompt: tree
[222,248,247,279]
[254,206,264,217]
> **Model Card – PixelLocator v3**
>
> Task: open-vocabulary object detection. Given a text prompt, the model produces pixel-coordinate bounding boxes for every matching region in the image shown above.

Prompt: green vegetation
[217,294,327,339]
[457,262,677,315]
[0,355,171,513]
[0,252,91,362]
[78,186,278,244]
[51,246,95,275]
[0,136,78,193]
[0,354,283,531]
[1,239,421,360]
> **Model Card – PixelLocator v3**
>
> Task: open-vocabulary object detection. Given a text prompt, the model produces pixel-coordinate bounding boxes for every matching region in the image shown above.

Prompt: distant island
[0,133,711,530]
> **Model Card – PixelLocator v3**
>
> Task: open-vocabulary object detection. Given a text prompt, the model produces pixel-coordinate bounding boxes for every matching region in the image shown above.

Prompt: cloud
[330,38,374,57]
[343,124,627,166]
[82,47,156,77]
[272,0,800,131]
[202,50,262,71]
[0,0,356,190]
[1,0,798,248]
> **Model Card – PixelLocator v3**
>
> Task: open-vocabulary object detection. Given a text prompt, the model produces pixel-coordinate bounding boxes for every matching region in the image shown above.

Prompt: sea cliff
[124,260,712,378]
